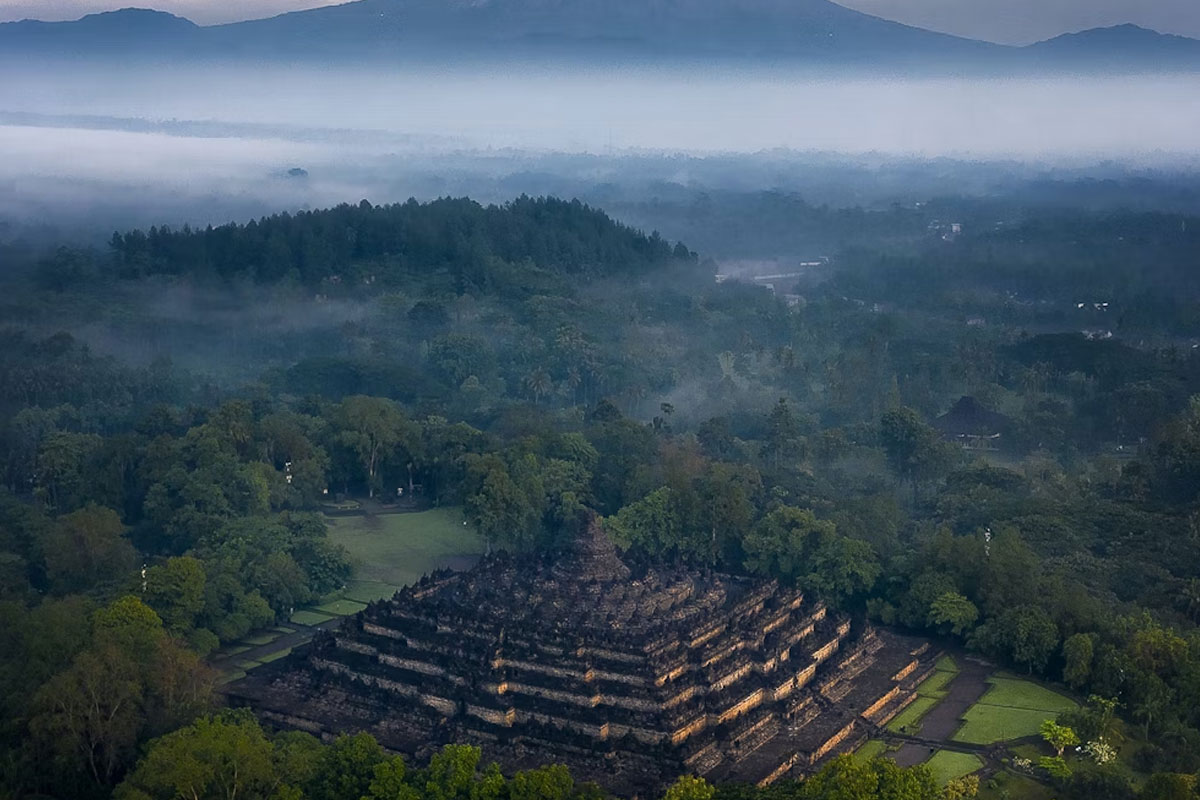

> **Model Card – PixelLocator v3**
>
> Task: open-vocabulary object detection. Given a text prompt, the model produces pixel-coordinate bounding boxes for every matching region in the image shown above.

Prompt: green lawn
[241,632,282,646]
[955,706,1055,744]
[918,669,957,698]
[290,609,336,626]
[258,647,293,664]
[936,655,960,673]
[925,751,983,785]
[975,676,1077,713]
[952,676,1076,745]
[888,695,941,733]
[325,507,484,591]
[854,740,890,762]
[342,579,399,603]
[314,598,368,616]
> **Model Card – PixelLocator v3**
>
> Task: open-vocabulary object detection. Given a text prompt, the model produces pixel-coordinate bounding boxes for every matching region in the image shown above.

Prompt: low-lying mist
[2,60,1200,242]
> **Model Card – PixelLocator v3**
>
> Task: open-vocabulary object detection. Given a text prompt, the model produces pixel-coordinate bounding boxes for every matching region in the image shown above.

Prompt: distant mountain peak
[1027,22,1200,63]
[1031,22,1198,47]
[1,0,1198,70]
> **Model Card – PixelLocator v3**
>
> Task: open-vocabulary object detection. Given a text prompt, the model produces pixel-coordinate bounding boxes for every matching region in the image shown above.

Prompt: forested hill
[107,196,696,287]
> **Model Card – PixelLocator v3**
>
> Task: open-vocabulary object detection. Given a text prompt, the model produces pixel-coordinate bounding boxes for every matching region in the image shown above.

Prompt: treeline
[107,196,695,287]
[1,594,212,798]
[112,710,976,800]
[5,190,1200,798]
[831,205,1200,335]
[6,371,1200,781]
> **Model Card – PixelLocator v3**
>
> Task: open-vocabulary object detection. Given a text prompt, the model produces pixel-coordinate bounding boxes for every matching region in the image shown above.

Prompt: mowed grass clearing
[258,647,293,664]
[952,674,1076,745]
[854,740,890,762]
[888,696,941,733]
[314,598,368,616]
[325,507,484,598]
[290,609,335,626]
[918,668,957,698]
[924,751,983,785]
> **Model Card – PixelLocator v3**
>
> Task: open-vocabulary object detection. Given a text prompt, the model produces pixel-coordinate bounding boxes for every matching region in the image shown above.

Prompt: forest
[2,191,1200,800]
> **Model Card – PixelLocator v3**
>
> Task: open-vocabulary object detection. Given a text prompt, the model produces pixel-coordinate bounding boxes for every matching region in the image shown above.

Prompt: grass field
[952,675,1076,745]
[854,740,890,762]
[290,609,335,626]
[918,669,957,697]
[325,507,484,598]
[974,676,1077,713]
[888,696,941,733]
[925,751,983,785]
[314,598,368,615]
[258,647,293,663]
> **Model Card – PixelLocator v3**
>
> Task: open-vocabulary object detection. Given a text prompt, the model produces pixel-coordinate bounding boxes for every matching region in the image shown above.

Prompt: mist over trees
[2,182,1200,798]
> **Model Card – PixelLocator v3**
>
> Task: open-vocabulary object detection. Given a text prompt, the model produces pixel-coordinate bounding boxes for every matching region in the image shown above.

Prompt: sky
[0,0,1198,44]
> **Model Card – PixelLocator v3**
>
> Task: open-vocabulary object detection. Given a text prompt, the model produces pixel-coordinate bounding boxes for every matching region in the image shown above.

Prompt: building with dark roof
[933,396,1011,451]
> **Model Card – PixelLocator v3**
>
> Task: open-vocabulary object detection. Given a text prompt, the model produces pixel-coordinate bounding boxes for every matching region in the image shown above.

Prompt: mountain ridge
[0,1,1197,69]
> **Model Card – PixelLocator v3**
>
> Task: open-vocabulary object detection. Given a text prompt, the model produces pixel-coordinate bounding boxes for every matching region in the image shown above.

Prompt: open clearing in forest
[951,674,1076,744]
[325,507,484,600]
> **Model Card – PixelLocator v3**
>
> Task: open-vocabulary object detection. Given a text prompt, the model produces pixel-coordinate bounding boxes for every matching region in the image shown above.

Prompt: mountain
[0,7,198,53]
[0,0,1198,70]
[1025,23,1200,69]
[204,0,1004,63]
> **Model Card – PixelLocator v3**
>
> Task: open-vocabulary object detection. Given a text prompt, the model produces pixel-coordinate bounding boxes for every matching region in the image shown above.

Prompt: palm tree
[523,368,552,404]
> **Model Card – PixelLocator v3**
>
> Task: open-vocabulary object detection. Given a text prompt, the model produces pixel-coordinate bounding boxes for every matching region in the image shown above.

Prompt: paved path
[889,656,992,766]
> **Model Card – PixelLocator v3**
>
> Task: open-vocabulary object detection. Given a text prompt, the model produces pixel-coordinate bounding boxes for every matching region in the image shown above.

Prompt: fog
[2,61,1200,237]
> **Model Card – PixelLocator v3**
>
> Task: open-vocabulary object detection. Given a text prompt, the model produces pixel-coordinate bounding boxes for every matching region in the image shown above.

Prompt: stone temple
[228,519,938,795]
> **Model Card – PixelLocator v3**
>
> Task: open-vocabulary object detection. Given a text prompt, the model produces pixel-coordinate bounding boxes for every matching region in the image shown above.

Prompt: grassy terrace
[853,740,890,762]
[951,674,1076,745]
[886,655,959,735]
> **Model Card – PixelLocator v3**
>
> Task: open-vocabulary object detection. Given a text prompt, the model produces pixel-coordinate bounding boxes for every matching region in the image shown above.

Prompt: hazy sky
[0,0,1198,44]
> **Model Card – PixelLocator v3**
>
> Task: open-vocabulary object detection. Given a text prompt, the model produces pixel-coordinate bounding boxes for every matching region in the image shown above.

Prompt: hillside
[2,1,1198,69]
[0,0,1056,68]
[1025,23,1200,68]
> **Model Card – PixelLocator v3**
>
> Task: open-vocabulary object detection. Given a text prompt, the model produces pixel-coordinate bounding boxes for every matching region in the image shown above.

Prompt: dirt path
[890,657,992,766]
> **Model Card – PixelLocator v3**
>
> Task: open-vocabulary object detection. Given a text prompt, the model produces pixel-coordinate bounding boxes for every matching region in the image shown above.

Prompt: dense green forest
[2,193,1200,800]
